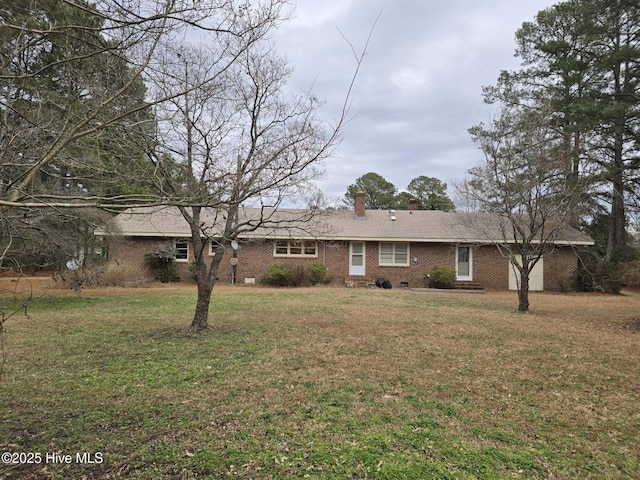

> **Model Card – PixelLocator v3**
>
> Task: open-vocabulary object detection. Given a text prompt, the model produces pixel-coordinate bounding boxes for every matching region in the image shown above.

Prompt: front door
[349,242,365,276]
[456,246,472,281]
[509,255,544,291]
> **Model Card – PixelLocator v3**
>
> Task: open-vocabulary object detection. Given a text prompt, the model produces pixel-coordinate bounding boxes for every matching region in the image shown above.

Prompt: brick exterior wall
[107,236,581,291]
[473,245,509,290]
[108,237,155,281]
[107,236,196,282]
[543,246,581,291]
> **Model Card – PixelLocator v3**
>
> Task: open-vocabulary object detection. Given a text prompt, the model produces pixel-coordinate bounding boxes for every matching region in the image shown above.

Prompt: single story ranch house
[107,193,594,291]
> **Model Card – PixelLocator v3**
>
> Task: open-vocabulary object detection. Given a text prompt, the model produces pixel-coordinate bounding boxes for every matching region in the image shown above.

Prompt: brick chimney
[355,191,366,218]
[408,198,418,210]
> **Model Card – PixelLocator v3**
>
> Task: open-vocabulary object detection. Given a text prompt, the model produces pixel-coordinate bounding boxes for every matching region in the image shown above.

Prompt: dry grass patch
[0,285,638,479]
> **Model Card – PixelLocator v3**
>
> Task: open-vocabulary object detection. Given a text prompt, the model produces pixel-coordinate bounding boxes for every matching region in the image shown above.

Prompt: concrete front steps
[344,277,485,291]
[344,277,377,288]
[452,281,485,291]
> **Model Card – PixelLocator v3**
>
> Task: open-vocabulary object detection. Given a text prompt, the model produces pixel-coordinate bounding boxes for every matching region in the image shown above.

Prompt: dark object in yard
[376,277,392,289]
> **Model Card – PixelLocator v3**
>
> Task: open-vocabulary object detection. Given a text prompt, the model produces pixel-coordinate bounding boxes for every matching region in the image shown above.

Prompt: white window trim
[209,240,221,256]
[273,240,318,258]
[378,242,410,267]
[174,239,189,262]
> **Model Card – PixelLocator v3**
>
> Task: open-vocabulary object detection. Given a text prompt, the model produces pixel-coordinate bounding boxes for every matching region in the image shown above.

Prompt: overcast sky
[272,0,559,205]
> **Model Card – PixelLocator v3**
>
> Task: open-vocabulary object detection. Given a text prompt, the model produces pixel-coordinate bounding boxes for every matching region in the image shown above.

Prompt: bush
[578,254,622,293]
[262,263,293,286]
[53,266,101,291]
[427,267,456,289]
[99,262,150,287]
[53,262,151,290]
[290,265,310,287]
[262,263,319,287]
[144,243,178,283]
[621,259,640,288]
[308,262,333,285]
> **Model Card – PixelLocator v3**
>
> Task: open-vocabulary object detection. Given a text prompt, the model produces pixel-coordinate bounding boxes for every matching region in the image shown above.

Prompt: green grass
[0,285,639,479]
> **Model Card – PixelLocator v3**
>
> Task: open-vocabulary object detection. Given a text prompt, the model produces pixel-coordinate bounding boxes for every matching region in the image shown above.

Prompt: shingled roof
[110,206,594,246]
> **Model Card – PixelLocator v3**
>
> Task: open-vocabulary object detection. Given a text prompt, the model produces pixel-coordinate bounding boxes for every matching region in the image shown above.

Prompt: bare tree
[459,106,586,312]
[144,17,370,328]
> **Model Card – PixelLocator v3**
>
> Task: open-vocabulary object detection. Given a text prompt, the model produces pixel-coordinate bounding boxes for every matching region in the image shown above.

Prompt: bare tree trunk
[518,269,530,312]
[190,241,226,331]
[184,207,223,331]
[192,279,214,330]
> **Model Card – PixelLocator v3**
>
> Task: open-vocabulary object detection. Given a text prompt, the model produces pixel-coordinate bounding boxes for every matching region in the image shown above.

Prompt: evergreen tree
[405,176,455,211]
[1,0,153,269]
[344,172,398,210]
[483,0,640,262]
[1,0,153,203]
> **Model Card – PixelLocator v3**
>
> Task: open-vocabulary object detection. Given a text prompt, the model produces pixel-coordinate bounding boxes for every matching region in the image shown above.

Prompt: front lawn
[1,284,638,479]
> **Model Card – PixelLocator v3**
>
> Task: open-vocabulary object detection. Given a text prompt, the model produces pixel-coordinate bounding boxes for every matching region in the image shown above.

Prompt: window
[274,240,317,257]
[209,240,221,256]
[379,243,409,266]
[175,239,189,261]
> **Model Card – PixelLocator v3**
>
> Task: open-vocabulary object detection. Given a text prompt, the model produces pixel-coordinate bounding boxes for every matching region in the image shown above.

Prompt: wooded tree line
[1,0,155,267]
[522,0,638,251]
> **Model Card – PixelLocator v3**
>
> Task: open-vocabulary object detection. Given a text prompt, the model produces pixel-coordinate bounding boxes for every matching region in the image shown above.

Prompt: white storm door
[456,246,472,281]
[349,242,366,276]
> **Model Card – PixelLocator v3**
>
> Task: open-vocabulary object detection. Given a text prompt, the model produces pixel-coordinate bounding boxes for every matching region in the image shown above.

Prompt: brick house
[106,193,593,291]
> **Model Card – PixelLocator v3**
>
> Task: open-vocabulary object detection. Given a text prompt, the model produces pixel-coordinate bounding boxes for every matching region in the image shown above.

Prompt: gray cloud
[274,0,558,203]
